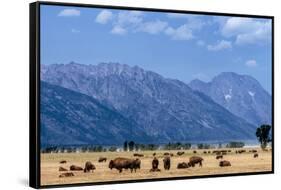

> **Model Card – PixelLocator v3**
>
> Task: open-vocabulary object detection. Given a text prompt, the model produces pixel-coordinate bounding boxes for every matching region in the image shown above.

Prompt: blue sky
[40,5,272,93]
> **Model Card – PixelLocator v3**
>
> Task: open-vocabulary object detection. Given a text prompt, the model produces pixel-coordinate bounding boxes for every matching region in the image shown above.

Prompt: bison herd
[57,149,261,178]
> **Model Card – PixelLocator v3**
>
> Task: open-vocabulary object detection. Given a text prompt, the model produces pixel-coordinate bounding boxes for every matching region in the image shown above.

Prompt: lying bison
[70,165,83,171]
[177,151,185,156]
[84,161,96,173]
[219,160,231,167]
[163,156,171,170]
[216,155,223,159]
[59,167,68,172]
[98,157,107,162]
[59,172,74,178]
[254,153,259,158]
[59,160,67,164]
[150,157,161,172]
[133,153,144,157]
[188,156,203,167]
[109,157,141,173]
[177,162,189,169]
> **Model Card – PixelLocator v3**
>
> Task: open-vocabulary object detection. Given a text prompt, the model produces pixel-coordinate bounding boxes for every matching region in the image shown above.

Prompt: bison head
[108,160,114,169]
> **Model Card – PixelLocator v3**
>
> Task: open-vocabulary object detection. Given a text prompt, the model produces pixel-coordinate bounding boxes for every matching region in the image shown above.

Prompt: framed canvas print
[29,1,274,188]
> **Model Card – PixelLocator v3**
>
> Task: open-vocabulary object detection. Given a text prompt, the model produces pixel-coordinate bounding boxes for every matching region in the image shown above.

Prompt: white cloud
[221,17,271,45]
[95,10,113,24]
[207,40,232,51]
[137,20,168,34]
[71,29,80,33]
[245,59,257,67]
[58,9,80,17]
[166,13,191,19]
[111,25,127,35]
[116,11,143,26]
[165,24,194,40]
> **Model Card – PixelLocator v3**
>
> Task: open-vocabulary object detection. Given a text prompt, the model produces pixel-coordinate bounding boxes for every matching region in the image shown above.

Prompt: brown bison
[188,156,203,167]
[59,172,74,178]
[98,157,107,162]
[150,157,160,172]
[133,153,144,157]
[177,151,185,156]
[153,152,156,156]
[59,167,68,171]
[163,152,170,156]
[254,153,259,158]
[216,155,223,159]
[177,162,189,169]
[84,161,96,173]
[193,150,197,154]
[59,160,67,164]
[70,165,83,171]
[109,157,141,173]
[170,153,174,157]
[219,160,231,167]
[163,156,171,170]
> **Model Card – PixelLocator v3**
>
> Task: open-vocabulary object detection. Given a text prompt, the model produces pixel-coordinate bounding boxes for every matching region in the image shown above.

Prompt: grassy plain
[41,148,272,186]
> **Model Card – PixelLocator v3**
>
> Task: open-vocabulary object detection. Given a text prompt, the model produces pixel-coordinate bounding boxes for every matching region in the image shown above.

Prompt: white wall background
[0,0,279,189]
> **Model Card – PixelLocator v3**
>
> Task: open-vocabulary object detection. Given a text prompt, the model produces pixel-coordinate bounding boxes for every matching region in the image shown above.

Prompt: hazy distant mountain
[189,72,272,126]
[41,81,151,145]
[41,62,258,144]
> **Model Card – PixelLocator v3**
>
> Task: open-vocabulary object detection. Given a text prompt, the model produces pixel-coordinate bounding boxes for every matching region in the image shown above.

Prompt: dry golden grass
[41,148,272,186]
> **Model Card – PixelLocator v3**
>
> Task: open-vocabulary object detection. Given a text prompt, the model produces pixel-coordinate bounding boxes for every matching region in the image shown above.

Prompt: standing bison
[109,157,141,173]
[188,156,203,167]
[150,157,161,172]
[254,153,259,158]
[84,161,96,173]
[163,156,171,170]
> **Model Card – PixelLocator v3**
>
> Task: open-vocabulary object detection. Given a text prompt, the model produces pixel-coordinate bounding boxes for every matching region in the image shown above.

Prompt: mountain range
[40,62,271,145]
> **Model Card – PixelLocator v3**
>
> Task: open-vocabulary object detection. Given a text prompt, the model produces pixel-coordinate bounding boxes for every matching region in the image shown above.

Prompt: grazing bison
[254,153,259,158]
[150,157,160,172]
[188,156,203,167]
[219,160,231,167]
[216,155,223,159]
[59,160,67,164]
[84,161,96,173]
[59,167,68,172]
[109,157,141,173]
[70,165,83,171]
[177,151,185,156]
[98,157,107,162]
[59,172,74,178]
[177,162,189,169]
[153,152,156,156]
[133,153,144,157]
[163,156,171,170]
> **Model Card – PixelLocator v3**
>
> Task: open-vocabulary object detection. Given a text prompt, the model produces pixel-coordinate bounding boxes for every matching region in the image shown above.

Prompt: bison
[163,156,171,170]
[188,156,203,167]
[216,155,223,159]
[153,152,156,156]
[133,153,144,157]
[150,157,160,172]
[177,151,185,156]
[84,161,96,173]
[59,160,67,164]
[98,157,107,162]
[219,160,231,167]
[59,167,68,172]
[109,157,141,173]
[254,153,259,158]
[177,162,189,169]
[193,150,197,154]
[59,172,74,178]
[70,165,83,171]
[163,152,170,156]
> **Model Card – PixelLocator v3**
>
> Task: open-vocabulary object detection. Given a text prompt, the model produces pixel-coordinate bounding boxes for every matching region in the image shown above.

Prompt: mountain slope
[40,81,151,145]
[41,63,258,143]
[189,72,272,126]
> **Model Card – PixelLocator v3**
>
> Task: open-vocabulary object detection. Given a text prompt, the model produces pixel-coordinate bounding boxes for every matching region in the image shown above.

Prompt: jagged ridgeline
[40,62,271,146]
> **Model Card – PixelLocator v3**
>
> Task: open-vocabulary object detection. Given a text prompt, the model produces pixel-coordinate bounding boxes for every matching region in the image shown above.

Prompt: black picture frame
[29,1,274,189]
